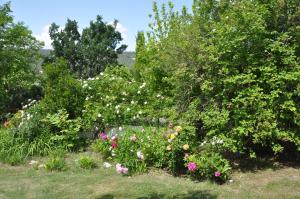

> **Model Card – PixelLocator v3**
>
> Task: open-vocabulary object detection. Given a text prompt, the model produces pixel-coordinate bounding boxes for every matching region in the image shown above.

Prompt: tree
[137,0,300,158]
[49,16,127,78]
[0,2,42,120]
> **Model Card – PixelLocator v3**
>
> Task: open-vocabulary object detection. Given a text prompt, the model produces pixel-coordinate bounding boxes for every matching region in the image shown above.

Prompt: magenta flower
[111,141,118,149]
[187,162,197,172]
[99,132,109,141]
[214,171,221,177]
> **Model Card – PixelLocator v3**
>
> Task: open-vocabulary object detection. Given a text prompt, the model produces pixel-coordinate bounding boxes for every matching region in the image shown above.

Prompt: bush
[45,150,66,171]
[78,156,97,169]
[186,152,231,183]
[81,66,175,132]
[136,0,300,159]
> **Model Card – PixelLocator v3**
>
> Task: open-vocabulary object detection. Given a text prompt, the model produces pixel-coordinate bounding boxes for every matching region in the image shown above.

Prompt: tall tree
[0,2,42,119]
[49,16,127,78]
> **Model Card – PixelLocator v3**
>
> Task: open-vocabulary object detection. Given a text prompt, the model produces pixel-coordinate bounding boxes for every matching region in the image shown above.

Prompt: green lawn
[0,153,299,199]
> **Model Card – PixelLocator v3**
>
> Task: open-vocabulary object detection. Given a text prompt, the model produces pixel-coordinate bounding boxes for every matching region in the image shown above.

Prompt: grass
[0,152,299,199]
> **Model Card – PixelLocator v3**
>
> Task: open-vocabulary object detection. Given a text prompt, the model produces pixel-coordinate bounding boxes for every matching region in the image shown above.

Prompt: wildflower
[97,113,102,118]
[137,151,144,160]
[126,108,130,111]
[214,171,221,177]
[166,145,172,151]
[183,144,189,151]
[137,90,141,94]
[99,132,109,141]
[100,72,104,76]
[131,100,135,104]
[111,141,118,149]
[111,151,116,157]
[175,126,182,133]
[144,101,148,105]
[138,111,142,115]
[187,162,197,172]
[119,126,123,131]
[130,134,137,142]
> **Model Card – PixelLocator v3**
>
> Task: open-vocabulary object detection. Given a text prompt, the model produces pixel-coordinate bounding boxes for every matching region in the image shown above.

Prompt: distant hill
[39,49,135,67]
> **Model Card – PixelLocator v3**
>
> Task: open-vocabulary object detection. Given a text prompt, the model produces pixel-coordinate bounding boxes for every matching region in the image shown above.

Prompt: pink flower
[116,163,129,174]
[122,167,128,174]
[111,135,118,142]
[187,162,197,172]
[99,132,109,141]
[111,141,118,149]
[214,171,221,177]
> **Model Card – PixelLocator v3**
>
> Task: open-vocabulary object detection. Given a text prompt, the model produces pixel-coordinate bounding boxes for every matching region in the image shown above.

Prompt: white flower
[131,101,135,104]
[137,151,144,160]
[119,126,123,131]
[116,110,120,114]
[122,98,126,101]
[137,90,141,94]
[97,113,102,118]
[111,151,116,157]
[157,94,161,98]
[100,72,104,76]
[85,97,89,101]
[96,77,99,80]
[126,108,130,111]
[138,111,142,115]
[103,162,112,168]
[144,101,148,105]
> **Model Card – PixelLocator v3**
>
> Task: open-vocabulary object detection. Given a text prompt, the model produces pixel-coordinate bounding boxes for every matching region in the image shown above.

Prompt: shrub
[78,156,97,169]
[186,152,231,183]
[45,150,66,171]
[81,66,175,132]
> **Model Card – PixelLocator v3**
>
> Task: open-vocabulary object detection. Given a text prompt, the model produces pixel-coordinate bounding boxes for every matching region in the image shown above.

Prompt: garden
[0,0,299,198]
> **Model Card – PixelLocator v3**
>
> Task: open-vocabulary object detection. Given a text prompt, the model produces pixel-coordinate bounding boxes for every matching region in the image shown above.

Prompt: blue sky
[8,0,193,51]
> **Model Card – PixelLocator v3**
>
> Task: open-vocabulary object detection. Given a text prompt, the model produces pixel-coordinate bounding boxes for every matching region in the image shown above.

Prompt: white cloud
[34,24,52,49]
[109,22,128,39]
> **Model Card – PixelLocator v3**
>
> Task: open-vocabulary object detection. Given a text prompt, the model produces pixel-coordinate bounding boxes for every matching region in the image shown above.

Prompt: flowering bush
[81,66,174,132]
[186,152,231,183]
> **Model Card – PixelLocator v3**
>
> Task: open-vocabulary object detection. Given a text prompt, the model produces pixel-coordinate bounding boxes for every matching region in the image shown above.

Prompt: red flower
[111,141,118,149]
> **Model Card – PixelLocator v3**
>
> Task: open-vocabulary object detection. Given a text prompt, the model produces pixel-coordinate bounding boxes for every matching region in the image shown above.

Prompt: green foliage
[78,156,97,169]
[0,2,43,119]
[43,59,85,118]
[137,0,300,158]
[49,16,127,78]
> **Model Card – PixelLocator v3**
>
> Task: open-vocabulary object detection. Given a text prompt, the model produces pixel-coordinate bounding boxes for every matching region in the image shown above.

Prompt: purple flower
[214,171,221,177]
[187,162,197,172]
[99,132,109,141]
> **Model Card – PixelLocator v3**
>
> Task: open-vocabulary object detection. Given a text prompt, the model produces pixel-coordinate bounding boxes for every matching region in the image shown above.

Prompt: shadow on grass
[96,190,217,199]
[231,156,300,173]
